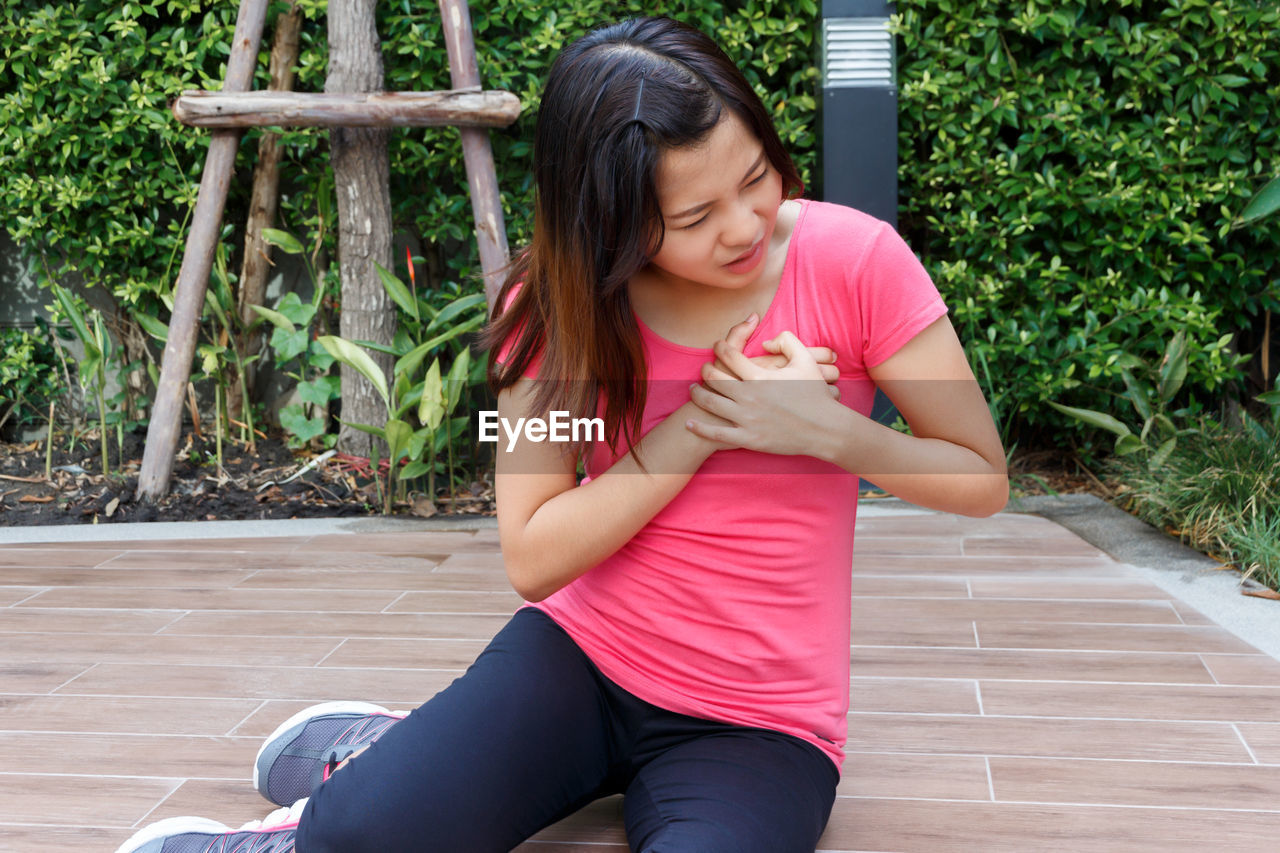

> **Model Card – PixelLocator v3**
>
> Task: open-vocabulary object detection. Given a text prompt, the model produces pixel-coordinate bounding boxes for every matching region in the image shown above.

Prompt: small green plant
[1048,331,1203,471]
[0,322,62,441]
[250,227,340,450]
[1256,377,1280,425]
[317,259,485,515]
[1108,414,1280,593]
[136,241,262,474]
[49,284,115,476]
[1224,512,1280,593]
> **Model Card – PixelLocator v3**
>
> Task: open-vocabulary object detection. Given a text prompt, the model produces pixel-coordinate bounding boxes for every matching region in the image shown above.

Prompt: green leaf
[1115,433,1146,455]
[279,404,327,443]
[261,228,305,254]
[385,417,413,463]
[1256,390,1280,407]
[203,287,229,328]
[1240,175,1280,225]
[248,304,296,334]
[271,327,310,362]
[308,340,337,372]
[444,347,471,411]
[297,375,340,407]
[336,417,386,439]
[405,425,429,461]
[1157,331,1188,403]
[376,262,419,322]
[419,359,445,430]
[1148,436,1177,470]
[135,312,169,341]
[393,319,482,376]
[319,335,389,411]
[51,284,94,352]
[1119,369,1152,421]
[1047,401,1132,437]
[353,340,401,357]
[275,292,315,328]
[400,459,433,479]
[425,293,486,331]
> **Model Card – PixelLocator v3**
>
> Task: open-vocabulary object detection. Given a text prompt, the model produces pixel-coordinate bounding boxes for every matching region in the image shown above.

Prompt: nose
[722,198,762,250]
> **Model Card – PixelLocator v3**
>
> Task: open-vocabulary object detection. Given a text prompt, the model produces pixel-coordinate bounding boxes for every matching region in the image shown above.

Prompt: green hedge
[1,0,238,310]
[4,0,1278,456]
[894,0,1280,451]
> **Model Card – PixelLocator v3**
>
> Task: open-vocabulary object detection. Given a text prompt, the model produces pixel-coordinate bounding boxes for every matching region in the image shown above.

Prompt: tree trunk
[326,0,395,458]
[231,0,302,425]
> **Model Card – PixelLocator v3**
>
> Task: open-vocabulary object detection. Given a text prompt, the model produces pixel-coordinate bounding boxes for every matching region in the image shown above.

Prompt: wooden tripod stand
[137,0,520,501]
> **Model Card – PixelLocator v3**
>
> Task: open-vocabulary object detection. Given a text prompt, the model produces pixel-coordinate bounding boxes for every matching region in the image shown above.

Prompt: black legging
[296,607,836,852]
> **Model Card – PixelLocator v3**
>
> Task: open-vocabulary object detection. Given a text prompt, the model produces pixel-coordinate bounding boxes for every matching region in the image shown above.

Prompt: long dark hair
[478,16,802,468]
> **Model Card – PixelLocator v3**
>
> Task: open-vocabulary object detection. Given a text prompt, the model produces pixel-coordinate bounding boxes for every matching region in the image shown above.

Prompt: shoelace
[321,713,406,781]
[214,799,307,852]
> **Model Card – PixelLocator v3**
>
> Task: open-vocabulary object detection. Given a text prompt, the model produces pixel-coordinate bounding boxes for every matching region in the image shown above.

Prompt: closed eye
[681,168,769,230]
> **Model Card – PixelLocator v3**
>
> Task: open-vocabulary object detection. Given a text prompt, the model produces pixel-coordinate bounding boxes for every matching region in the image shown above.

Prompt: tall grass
[1106,418,1280,590]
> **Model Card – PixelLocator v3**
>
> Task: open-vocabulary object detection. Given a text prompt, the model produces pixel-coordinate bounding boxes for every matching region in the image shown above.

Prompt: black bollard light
[819,0,898,228]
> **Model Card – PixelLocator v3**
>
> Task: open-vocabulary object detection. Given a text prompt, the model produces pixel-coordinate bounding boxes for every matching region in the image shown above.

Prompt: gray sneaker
[253,701,407,806]
[114,800,304,852]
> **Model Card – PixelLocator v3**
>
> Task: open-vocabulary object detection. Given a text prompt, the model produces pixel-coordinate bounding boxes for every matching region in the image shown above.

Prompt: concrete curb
[1008,493,1280,661]
[0,514,496,544]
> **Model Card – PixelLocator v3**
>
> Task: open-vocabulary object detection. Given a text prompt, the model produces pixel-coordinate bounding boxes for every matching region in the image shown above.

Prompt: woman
[118,16,1005,853]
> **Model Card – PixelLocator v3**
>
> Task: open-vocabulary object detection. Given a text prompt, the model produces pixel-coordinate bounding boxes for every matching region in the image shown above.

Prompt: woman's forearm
[504,400,717,602]
[814,405,1009,517]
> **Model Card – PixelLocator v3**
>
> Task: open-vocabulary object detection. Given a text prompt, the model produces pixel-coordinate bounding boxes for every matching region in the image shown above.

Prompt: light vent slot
[822,18,894,88]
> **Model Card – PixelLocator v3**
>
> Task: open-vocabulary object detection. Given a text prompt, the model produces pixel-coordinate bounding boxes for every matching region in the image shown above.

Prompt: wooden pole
[231,0,303,429]
[137,0,269,502]
[438,0,511,311]
[174,90,521,128]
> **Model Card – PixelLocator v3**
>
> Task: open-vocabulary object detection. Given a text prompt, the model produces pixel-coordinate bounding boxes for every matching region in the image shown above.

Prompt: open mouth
[724,239,764,273]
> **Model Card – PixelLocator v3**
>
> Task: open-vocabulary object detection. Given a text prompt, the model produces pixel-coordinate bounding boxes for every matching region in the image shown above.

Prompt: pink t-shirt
[497,200,947,768]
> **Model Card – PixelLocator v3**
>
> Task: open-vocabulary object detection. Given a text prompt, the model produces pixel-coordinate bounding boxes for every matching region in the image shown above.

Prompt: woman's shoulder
[795,198,890,229]
[791,199,897,270]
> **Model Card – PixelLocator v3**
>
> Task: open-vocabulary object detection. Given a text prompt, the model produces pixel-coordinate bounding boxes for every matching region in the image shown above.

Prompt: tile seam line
[830,794,1280,813]
[226,697,271,736]
[130,779,187,830]
[850,644,1249,655]
[842,750,1280,766]
[846,710,1261,724]
[1232,723,1262,765]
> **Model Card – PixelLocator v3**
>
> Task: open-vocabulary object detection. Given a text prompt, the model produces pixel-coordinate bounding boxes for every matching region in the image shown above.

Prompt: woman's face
[645,110,784,293]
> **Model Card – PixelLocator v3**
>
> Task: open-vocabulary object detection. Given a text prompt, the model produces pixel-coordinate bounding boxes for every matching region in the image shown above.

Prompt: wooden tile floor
[2,508,1279,852]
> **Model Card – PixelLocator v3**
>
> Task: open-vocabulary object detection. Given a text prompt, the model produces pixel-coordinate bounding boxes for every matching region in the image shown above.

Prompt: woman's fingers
[683,415,734,448]
[810,346,837,365]
[763,330,814,365]
[688,382,734,419]
[723,312,758,352]
[711,338,758,378]
[699,360,741,397]
[731,349,838,383]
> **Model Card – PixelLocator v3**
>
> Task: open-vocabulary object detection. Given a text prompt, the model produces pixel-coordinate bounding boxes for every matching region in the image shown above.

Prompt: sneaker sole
[252,700,395,796]
[114,816,232,853]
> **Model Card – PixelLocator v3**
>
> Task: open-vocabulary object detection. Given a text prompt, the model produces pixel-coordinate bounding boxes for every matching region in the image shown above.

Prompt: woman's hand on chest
[684,316,845,456]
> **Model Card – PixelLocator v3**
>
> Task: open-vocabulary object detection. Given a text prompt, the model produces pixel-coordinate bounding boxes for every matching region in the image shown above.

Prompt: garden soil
[0,431,496,527]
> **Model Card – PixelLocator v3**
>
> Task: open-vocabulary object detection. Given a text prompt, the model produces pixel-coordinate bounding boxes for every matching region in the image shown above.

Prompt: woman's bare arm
[685,316,1008,517]
[494,379,720,602]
